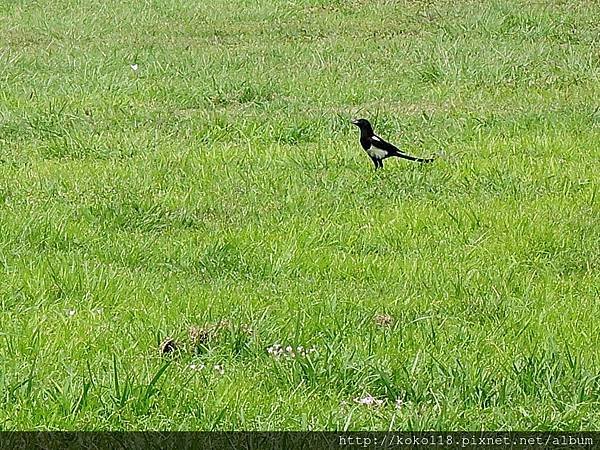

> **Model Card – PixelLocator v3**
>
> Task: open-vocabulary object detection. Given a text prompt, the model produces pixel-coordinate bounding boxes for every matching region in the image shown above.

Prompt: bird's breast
[366,146,388,159]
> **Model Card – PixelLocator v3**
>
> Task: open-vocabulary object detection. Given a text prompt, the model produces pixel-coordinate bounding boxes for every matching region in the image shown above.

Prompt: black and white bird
[351,118,435,169]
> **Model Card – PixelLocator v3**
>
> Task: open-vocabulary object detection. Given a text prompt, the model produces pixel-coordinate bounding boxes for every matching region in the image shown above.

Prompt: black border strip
[0,432,597,450]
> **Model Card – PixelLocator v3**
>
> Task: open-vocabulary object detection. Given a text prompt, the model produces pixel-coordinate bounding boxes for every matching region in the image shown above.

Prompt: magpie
[351,118,435,169]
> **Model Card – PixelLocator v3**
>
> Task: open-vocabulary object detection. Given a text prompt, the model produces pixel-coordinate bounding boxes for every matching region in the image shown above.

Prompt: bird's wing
[371,135,402,154]
[372,135,435,163]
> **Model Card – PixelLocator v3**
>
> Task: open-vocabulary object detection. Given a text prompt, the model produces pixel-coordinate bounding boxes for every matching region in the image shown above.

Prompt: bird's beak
[351,119,359,126]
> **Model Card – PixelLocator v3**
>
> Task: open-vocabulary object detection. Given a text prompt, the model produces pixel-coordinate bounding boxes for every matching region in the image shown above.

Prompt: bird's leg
[371,157,380,170]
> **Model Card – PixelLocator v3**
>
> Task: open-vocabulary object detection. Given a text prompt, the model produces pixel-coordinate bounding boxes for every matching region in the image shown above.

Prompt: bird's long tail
[394,152,435,163]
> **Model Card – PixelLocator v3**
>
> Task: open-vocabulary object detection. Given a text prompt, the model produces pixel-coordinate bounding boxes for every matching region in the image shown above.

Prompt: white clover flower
[354,394,384,407]
[267,343,287,358]
[130,63,139,71]
[268,343,316,360]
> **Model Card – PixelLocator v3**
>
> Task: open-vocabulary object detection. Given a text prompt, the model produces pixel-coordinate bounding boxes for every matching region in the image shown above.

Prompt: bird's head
[351,118,373,134]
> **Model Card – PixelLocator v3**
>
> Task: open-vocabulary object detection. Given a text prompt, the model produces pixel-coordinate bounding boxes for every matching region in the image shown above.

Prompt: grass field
[1,0,599,430]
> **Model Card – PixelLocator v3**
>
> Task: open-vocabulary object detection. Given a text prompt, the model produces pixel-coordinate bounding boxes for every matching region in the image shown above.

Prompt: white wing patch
[366,135,387,158]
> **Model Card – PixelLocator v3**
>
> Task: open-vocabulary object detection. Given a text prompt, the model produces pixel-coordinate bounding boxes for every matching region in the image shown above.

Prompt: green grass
[1,0,599,430]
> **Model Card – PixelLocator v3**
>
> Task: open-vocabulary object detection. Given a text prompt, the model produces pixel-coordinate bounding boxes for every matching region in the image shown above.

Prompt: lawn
[0,0,599,430]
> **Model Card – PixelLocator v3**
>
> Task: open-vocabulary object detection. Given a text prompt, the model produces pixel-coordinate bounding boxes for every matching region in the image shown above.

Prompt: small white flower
[354,394,384,407]
[395,398,403,409]
[130,63,138,71]
[189,363,205,371]
[67,309,76,317]
[267,343,287,358]
[268,343,316,359]
[213,364,224,375]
